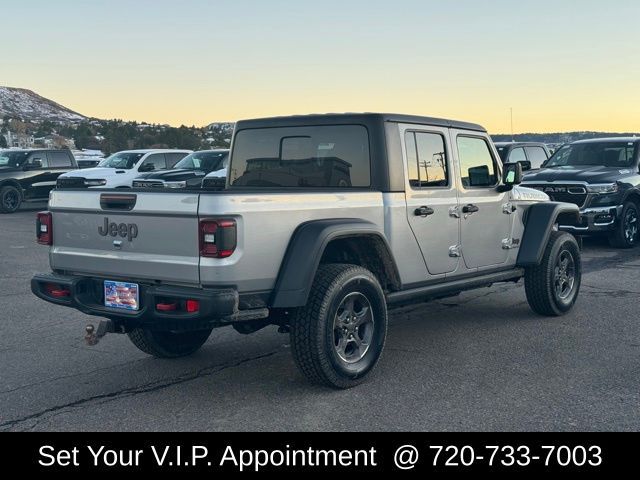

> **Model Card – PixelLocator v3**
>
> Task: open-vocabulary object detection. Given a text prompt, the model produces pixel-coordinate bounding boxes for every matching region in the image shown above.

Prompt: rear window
[229,125,370,188]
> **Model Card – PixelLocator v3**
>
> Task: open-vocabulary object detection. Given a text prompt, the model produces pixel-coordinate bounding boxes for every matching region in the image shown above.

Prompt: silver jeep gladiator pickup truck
[32,113,582,388]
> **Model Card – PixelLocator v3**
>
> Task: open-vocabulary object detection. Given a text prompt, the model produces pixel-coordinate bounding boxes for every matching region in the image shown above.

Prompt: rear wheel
[525,231,581,316]
[0,185,22,213]
[128,328,212,358]
[290,264,387,389]
[608,201,639,249]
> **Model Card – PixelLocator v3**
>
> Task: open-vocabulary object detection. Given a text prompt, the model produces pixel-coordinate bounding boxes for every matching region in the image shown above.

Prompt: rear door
[48,190,201,284]
[403,125,460,275]
[450,131,513,270]
[48,150,75,183]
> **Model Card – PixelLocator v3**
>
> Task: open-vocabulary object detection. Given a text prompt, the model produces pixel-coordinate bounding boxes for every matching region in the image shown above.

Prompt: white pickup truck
[57,149,192,188]
[32,114,582,388]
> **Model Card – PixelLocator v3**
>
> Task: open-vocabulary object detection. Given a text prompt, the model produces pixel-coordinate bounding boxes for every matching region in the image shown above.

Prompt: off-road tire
[608,201,639,249]
[0,185,22,213]
[128,328,212,358]
[289,264,387,389]
[525,231,581,316]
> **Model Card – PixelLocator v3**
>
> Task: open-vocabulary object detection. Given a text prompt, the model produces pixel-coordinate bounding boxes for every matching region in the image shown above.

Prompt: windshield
[98,152,145,169]
[0,151,29,168]
[545,142,637,168]
[174,151,228,172]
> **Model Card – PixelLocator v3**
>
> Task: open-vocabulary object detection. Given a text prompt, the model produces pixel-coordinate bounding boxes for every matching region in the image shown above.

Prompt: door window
[166,152,188,168]
[405,132,449,188]
[525,146,549,169]
[457,136,498,188]
[27,152,48,168]
[141,153,167,171]
[508,147,526,163]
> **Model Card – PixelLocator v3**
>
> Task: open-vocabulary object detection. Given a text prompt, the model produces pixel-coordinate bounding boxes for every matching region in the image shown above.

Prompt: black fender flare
[516,202,581,267]
[270,219,398,308]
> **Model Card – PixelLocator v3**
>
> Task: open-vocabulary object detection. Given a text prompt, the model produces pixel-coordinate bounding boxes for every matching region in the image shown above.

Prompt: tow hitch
[85,320,116,346]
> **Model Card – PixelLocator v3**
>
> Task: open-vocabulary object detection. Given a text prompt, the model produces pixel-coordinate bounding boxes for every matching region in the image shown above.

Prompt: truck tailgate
[48,190,200,284]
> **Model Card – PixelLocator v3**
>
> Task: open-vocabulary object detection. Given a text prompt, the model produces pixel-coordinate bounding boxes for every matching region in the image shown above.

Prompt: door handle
[462,204,479,214]
[414,206,435,217]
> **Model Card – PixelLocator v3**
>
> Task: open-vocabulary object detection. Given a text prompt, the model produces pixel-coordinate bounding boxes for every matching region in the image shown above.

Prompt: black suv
[522,137,640,248]
[494,142,551,171]
[0,149,77,213]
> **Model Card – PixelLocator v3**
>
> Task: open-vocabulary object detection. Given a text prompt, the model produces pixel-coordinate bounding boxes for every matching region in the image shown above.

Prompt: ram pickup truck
[31,113,582,388]
[522,137,640,248]
[0,149,77,213]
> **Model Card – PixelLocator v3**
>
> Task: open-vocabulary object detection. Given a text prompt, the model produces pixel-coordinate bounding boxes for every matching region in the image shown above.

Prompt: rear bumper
[559,205,623,234]
[31,272,244,329]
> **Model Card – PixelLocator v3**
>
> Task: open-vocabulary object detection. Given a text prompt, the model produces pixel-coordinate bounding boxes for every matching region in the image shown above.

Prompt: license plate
[104,281,139,311]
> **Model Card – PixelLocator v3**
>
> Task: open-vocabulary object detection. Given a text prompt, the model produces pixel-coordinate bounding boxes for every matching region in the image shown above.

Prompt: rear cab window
[229,125,370,188]
[48,151,73,167]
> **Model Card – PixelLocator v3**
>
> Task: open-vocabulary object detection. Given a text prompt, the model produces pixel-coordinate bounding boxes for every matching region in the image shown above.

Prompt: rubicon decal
[98,217,139,241]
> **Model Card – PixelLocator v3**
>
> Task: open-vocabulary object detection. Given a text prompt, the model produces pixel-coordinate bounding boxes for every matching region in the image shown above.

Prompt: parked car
[32,113,582,388]
[132,150,229,189]
[56,149,191,189]
[0,149,77,213]
[494,142,551,171]
[522,137,640,248]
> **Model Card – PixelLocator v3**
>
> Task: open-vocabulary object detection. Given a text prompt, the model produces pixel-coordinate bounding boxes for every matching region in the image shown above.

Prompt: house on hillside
[2,131,35,149]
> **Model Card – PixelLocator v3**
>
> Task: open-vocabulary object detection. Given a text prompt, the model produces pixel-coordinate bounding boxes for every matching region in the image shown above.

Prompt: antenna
[510,107,514,142]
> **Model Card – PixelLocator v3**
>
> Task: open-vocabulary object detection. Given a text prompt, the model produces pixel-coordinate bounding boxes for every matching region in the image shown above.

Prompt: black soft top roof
[235,113,486,133]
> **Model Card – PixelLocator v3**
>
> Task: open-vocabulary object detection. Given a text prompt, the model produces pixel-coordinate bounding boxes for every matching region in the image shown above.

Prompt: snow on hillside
[0,86,86,123]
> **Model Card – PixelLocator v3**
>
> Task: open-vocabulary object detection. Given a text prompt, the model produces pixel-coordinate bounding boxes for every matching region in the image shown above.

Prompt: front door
[450,131,513,269]
[403,126,460,276]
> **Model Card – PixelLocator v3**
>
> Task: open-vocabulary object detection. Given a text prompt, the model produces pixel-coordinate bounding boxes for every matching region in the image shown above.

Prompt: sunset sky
[2,0,639,132]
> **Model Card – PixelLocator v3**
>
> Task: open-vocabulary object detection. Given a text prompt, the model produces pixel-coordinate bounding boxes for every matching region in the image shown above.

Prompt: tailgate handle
[100,194,137,211]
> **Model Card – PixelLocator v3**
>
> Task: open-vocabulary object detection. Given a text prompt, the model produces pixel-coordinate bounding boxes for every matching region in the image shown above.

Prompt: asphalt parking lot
[1,204,639,432]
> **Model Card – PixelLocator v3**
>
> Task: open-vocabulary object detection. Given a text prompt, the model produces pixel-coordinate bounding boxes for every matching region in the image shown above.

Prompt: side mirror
[24,159,42,170]
[139,163,155,172]
[519,160,532,171]
[498,162,523,192]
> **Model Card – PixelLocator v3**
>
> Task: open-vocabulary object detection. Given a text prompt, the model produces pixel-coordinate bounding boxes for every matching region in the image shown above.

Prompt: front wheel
[0,185,22,213]
[608,201,639,249]
[128,328,212,358]
[290,264,387,389]
[525,231,581,316]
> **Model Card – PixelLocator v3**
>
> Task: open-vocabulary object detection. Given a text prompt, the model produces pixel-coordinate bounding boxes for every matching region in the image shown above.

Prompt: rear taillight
[199,219,237,258]
[36,212,52,245]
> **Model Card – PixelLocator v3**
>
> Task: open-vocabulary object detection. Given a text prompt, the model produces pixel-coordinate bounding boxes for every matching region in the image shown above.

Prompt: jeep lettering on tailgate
[98,217,138,241]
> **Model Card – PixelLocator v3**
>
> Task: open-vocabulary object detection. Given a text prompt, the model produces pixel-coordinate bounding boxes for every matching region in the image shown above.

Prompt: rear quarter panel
[198,191,389,293]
